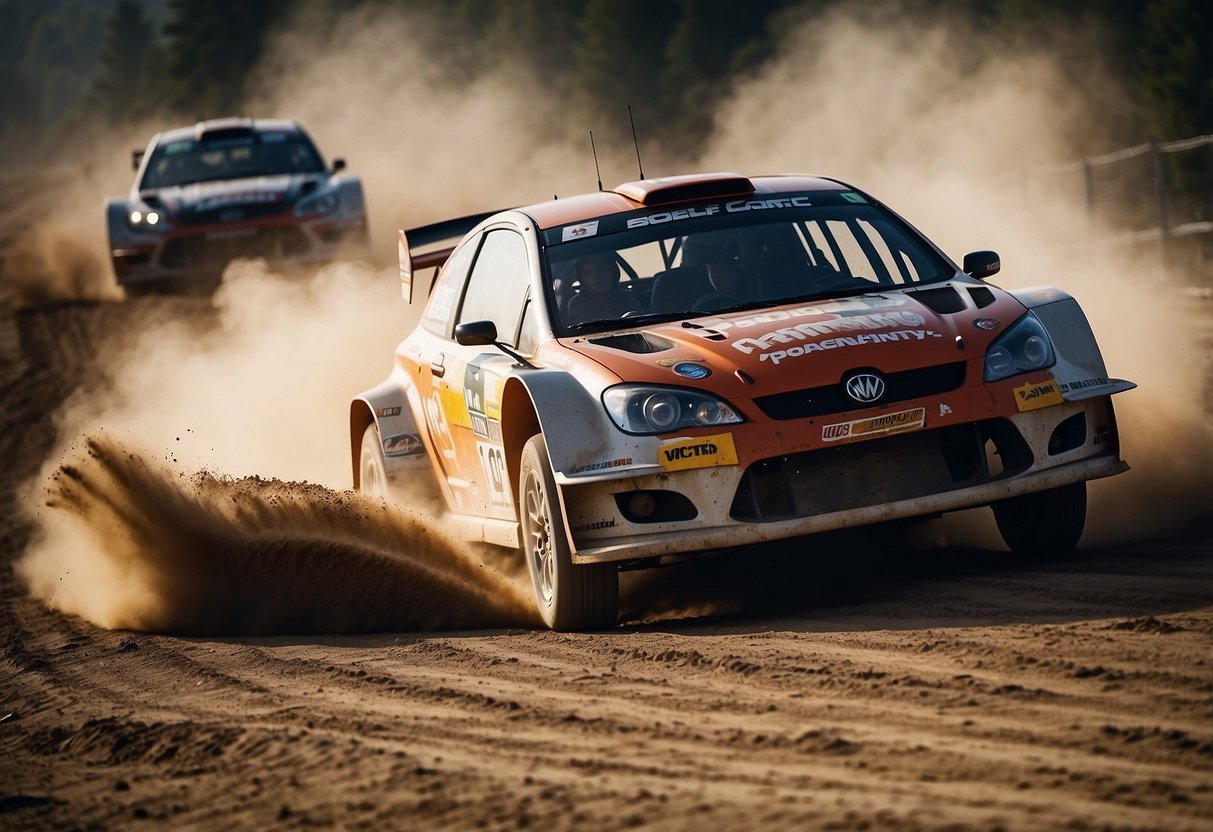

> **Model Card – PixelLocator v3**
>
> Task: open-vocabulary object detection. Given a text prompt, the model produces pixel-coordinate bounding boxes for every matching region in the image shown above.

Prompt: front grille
[752,362,966,420]
[730,418,1032,522]
[159,227,311,269]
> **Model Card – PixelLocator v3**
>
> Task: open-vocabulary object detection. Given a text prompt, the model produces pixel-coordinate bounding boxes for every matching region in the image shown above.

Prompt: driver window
[456,230,531,346]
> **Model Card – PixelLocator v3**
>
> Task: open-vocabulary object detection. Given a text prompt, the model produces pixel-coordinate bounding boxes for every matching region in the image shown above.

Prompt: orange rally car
[350,172,1135,630]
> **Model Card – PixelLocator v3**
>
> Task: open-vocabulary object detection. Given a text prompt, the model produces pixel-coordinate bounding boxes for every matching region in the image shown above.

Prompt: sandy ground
[1,293,1211,831]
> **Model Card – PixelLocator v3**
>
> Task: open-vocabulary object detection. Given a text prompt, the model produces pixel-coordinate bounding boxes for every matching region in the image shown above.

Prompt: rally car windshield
[140,134,326,188]
[545,199,955,335]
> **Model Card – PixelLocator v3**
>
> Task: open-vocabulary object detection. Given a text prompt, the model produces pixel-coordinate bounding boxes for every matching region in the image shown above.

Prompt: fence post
[1082,158,1094,241]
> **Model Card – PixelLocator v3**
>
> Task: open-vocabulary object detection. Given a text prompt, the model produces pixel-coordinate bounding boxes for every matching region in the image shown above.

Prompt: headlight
[295,192,338,218]
[602,385,742,435]
[983,312,1056,381]
[127,208,162,229]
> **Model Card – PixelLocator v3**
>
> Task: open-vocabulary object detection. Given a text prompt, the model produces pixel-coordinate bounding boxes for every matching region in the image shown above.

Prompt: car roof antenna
[628,105,645,180]
[589,130,603,192]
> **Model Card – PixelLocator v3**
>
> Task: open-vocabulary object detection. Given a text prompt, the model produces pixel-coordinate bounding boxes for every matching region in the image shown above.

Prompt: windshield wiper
[566,310,695,333]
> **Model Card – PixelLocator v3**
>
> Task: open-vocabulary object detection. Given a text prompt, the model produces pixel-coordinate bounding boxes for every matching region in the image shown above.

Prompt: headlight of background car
[602,385,742,435]
[983,312,1056,381]
[127,208,163,230]
[294,192,338,218]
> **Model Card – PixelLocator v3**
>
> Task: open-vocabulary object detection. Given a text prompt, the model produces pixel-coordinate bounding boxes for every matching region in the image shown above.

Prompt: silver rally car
[106,117,369,295]
[350,172,1136,631]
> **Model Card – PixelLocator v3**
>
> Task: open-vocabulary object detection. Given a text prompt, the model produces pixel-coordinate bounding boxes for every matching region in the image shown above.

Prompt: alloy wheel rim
[524,470,554,602]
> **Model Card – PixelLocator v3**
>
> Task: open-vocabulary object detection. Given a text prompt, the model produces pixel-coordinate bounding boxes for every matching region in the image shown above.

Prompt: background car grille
[752,361,966,420]
[160,227,311,269]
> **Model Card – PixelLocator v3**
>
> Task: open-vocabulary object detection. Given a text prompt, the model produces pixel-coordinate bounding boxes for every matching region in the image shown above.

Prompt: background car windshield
[141,134,326,188]
[546,201,953,332]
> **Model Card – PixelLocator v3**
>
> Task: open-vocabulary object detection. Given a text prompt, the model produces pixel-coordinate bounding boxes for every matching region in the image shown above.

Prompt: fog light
[627,492,657,520]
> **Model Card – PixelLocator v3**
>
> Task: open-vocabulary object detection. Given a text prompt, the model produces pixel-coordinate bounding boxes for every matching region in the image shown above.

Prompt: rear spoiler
[398,209,503,303]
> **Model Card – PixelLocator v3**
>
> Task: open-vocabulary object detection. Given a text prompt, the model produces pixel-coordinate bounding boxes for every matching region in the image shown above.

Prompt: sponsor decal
[973,317,1002,331]
[1057,376,1108,394]
[656,355,707,366]
[732,310,930,355]
[572,518,618,533]
[464,354,504,442]
[561,220,599,242]
[752,329,942,366]
[673,362,711,379]
[626,196,813,229]
[476,441,512,507]
[571,457,634,475]
[821,407,926,444]
[219,209,243,223]
[939,403,952,416]
[844,372,885,404]
[378,406,401,417]
[383,433,424,457]
[658,432,739,471]
[1013,379,1064,411]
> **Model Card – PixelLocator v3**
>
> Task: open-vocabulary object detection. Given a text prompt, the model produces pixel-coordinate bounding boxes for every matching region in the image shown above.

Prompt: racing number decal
[424,392,458,464]
[476,442,512,507]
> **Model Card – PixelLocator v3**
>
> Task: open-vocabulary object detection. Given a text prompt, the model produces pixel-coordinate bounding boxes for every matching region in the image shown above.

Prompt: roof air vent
[613,172,755,206]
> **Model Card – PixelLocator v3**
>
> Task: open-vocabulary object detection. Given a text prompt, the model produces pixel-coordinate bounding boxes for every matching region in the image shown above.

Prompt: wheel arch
[499,369,619,513]
[348,376,420,489]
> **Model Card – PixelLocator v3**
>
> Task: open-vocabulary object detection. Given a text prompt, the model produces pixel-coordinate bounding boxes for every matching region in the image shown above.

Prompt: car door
[444,227,533,519]
[414,233,479,512]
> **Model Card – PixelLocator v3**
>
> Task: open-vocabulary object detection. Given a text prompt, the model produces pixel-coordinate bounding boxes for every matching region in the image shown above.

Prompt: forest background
[2,0,1210,175]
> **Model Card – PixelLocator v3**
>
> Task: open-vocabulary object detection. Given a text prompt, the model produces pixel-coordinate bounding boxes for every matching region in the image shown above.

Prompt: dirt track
[1,299,1211,830]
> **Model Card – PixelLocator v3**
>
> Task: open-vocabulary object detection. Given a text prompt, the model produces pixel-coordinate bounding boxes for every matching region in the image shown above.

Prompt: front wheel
[992,481,1087,554]
[519,435,618,631]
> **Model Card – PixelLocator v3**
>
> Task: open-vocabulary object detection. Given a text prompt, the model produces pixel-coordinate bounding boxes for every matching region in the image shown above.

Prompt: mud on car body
[106,117,369,295]
[350,172,1135,631]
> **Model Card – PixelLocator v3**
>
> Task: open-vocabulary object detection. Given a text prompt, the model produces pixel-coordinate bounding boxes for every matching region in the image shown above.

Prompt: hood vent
[587,332,674,354]
[909,286,966,314]
[967,286,996,308]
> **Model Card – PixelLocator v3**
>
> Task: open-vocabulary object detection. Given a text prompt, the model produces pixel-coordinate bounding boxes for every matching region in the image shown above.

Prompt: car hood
[137,174,325,220]
[561,283,1028,396]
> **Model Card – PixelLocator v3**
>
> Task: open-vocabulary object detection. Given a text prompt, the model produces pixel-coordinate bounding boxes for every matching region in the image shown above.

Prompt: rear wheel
[520,435,618,631]
[358,423,390,498]
[993,481,1087,554]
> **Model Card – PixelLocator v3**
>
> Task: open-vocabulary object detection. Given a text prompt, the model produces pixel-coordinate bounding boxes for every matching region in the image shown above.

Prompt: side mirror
[454,320,497,346]
[963,250,1000,279]
[131,149,145,171]
[332,158,346,173]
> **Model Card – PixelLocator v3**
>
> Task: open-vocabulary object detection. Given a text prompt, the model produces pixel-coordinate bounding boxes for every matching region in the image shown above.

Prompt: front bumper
[558,395,1126,564]
[111,215,369,288]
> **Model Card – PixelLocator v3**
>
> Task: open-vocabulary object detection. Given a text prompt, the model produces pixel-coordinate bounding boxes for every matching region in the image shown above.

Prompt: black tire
[992,481,1087,554]
[519,435,618,631]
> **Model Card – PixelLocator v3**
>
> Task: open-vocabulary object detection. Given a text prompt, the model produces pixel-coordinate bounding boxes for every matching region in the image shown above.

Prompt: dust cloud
[18,434,537,634]
[697,8,1213,546]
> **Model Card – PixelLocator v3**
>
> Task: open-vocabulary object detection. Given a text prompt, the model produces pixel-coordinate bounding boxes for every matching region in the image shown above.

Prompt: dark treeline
[1,0,1210,171]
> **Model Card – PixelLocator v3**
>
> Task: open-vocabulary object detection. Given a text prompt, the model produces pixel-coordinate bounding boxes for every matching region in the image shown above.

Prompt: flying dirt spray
[12,7,1213,632]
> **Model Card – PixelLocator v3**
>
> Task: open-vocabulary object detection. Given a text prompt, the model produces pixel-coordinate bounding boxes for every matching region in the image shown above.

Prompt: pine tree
[90,0,156,125]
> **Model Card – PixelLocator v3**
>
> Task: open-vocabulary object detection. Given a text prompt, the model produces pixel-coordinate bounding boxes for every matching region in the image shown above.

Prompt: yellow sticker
[658,432,739,471]
[821,407,926,444]
[1013,379,1063,412]
[438,385,471,428]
